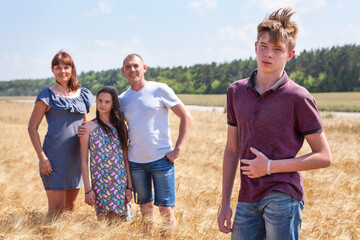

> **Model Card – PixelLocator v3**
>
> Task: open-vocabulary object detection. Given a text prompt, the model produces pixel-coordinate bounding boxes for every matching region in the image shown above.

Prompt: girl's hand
[85,190,95,206]
[39,159,52,176]
[125,189,132,205]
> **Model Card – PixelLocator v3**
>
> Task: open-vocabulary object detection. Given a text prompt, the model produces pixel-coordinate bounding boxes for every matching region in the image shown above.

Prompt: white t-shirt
[118,81,182,163]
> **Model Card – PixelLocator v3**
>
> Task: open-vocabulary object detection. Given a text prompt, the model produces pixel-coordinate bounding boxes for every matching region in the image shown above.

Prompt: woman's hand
[39,159,52,176]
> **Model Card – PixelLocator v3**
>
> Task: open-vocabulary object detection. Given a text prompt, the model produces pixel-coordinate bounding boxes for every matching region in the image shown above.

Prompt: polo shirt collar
[246,70,289,92]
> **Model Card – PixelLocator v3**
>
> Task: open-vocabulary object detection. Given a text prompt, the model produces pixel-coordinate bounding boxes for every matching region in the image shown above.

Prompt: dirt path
[186,105,360,118]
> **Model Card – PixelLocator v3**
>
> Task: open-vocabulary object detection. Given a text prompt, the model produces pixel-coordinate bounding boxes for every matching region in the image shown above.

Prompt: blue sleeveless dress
[36,88,95,190]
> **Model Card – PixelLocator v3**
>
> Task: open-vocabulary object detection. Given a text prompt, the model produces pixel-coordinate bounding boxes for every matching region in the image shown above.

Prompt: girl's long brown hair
[95,86,128,153]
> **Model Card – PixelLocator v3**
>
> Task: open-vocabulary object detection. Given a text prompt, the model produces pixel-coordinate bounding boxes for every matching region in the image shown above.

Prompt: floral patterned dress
[89,125,132,218]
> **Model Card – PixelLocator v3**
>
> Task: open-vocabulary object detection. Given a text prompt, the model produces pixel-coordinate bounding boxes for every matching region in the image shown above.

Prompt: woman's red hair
[51,50,80,92]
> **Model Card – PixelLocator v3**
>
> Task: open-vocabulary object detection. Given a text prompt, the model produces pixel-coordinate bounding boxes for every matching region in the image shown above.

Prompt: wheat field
[0,99,359,240]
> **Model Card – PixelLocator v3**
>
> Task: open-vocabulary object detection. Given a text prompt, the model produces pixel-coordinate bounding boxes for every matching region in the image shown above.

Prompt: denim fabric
[129,156,175,207]
[231,191,304,240]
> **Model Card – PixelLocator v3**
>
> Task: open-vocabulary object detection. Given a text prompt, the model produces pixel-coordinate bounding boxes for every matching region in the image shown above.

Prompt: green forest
[0,44,359,96]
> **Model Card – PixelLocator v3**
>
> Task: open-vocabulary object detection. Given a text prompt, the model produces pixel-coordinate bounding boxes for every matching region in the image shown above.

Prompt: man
[217,8,332,239]
[119,54,192,231]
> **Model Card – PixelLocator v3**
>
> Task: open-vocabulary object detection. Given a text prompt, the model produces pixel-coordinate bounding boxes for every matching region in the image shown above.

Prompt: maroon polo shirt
[227,70,323,202]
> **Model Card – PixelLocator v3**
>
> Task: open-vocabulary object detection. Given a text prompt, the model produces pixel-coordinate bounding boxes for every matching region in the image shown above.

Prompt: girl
[28,50,95,218]
[80,86,133,221]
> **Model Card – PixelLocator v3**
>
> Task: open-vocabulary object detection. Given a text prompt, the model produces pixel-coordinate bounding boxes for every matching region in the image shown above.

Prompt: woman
[28,50,95,218]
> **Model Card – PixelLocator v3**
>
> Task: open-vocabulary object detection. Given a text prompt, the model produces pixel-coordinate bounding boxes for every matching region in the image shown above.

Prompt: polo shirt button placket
[254,97,261,118]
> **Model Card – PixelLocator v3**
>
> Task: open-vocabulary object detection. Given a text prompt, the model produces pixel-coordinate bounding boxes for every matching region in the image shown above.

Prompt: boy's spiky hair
[257,7,298,51]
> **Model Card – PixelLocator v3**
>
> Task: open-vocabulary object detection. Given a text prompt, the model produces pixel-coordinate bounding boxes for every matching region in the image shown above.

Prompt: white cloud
[340,24,360,38]
[1,53,21,67]
[149,50,186,67]
[99,2,112,14]
[202,43,255,63]
[248,0,295,10]
[123,37,140,45]
[217,24,256,41]
[89,1,113,15]
[128,15,136,20]
[248,0,326,13]
[94,40,115,47]
[1,53,11,62]
[298,25,309,37]
[295,0,326,12]
[335,2,344,8]
[189,0,218,14]
[0,53,49,80]
[79,51,120,73]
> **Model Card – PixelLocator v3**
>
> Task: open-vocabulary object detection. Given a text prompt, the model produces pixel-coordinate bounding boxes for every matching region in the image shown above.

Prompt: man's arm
[240,132,332,178]
[218,125,240,234]
[165,103,193,163]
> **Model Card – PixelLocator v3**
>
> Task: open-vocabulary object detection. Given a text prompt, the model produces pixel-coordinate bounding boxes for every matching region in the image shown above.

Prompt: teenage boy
[217,8,332,240]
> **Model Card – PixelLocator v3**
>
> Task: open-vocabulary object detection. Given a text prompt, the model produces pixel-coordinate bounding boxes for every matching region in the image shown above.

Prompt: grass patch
[311,92,360,107]
[321,112,334,118]
[178,94,226,107]
[318,105,360,112]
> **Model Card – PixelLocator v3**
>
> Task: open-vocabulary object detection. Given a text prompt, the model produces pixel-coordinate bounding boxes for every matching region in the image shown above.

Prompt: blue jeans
[129,156,175,207]
[231,191,304,240]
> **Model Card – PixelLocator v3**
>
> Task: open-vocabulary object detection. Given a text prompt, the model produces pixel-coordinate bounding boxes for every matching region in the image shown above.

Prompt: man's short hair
[257,7,298,51]
[123,54,144,66]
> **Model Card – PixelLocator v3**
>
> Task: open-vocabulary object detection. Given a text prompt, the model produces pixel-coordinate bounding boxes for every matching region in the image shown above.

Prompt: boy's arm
[218,125,240,234]
[166,103,193,163]
[240,132,332,178]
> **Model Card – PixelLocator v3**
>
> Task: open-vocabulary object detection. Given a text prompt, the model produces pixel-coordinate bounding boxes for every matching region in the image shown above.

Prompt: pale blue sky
[0,0,359,81]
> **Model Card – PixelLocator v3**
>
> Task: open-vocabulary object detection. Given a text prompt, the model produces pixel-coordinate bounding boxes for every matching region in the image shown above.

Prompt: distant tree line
[0,44,359,96]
